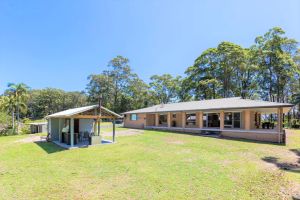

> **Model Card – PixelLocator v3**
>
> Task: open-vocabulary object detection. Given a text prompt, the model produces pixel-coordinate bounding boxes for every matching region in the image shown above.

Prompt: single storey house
[123,97,293,143]
[46,105,121,148]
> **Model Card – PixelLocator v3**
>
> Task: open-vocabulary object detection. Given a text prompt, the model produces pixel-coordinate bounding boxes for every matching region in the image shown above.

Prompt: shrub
[0,111,11,124]
[20,125,31,135]
[22,118,31,124]
[0,128,17,136]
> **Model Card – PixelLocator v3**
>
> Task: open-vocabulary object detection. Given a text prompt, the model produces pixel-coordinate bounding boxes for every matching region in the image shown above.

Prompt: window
[203,113,220,128]
[224,112,241,128]
[186,113,196,126]
[233,112,241,128]
[130,114,138,121]
[159,114,168,125]
[224,112,233,128]
[172,113,176,118]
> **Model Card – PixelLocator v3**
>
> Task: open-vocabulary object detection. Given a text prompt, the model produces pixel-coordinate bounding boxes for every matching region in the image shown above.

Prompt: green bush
[20,125,31,135]
[0,128,17,136]
[0,111,11,124]
[0,112,12,136]
[22,118,31,124]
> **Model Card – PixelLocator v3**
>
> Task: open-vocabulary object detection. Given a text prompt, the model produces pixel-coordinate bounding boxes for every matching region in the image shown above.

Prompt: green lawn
[0,130,299,200]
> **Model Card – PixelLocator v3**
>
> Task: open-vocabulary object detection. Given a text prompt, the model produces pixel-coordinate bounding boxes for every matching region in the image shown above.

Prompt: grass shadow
[34,141,66,154]
[262,149,300,173]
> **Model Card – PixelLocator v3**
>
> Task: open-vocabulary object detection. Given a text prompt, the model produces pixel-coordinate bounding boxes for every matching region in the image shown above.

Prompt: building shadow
[34,141,66,154]
[262,149,300,173]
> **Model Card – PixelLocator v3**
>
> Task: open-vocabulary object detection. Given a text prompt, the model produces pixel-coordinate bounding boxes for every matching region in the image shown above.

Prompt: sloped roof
[124,97,293,114]
[46,105,121,118]
[28,122,47,125]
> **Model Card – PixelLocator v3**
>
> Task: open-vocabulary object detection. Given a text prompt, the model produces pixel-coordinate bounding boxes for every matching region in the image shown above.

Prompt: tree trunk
[276,77,280,103]
[213,84,216,99]
[12,111,15,131]
[16,105,20,134]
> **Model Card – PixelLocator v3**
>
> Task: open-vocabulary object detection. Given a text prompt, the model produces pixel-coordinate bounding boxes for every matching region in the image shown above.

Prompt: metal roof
[46,105,122,118]
[28,122,47,125]
[123,97,293,114]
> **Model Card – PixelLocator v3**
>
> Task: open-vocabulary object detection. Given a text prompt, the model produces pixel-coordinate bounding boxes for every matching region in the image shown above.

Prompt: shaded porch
[144,106,286,143]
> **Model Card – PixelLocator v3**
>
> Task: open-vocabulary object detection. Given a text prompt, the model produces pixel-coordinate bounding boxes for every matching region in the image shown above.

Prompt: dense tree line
[0,27,300,133]
[185,27,299,102]
[87,27,299,111]
[27,88,88,119]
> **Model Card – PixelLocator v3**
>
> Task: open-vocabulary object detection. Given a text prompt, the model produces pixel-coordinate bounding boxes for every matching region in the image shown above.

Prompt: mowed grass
[0,130,300,200]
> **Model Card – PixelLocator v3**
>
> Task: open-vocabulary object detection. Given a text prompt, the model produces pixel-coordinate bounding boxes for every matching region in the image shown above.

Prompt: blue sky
[0,0,299,94]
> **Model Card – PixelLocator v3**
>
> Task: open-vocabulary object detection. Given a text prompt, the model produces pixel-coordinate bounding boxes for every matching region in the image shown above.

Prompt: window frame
[159,114,168,125]
[130,114,138,121]
[186,113,196,126]
[224,111,241,129]
[203,112,220,128]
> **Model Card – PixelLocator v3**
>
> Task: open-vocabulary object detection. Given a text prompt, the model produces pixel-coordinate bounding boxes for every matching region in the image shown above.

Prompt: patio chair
[79,132,84,142]
[83,131,90,141]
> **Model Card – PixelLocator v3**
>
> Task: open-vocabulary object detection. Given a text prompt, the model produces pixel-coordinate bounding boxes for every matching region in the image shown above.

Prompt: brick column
[182,112,186,128]
[155,113,159,126]
[244,110,251,130]
[220,111,224,130]
[198,112,203,128]
[167,112,171,128]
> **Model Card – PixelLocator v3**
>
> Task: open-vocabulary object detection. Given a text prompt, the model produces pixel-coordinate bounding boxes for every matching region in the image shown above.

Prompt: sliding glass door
[224,112,241,128]
[203,113,220,128]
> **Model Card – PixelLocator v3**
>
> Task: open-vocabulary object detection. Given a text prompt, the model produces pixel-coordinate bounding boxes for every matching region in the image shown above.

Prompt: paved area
[15,134,46,143]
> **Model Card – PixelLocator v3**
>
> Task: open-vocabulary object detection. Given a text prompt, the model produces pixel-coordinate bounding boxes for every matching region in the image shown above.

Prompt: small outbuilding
[28,122,48,134]
[46,105,121,148]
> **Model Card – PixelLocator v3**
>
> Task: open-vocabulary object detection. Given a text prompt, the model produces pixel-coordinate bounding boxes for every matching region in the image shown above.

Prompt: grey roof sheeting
[46,105,122,118]
[123,97,293,114]
[28,122,47,125]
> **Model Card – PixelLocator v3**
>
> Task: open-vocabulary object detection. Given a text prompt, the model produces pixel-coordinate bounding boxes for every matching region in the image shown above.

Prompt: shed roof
[46,105,121,118]
[123,97,293,114]
[28,122,47,125]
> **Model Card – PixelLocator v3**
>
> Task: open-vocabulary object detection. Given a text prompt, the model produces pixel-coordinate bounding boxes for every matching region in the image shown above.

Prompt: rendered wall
[124,113,146,129]
[221,131,281,143]
[50,118,59,141]
[146,114,155,126]
[79,119,94,133]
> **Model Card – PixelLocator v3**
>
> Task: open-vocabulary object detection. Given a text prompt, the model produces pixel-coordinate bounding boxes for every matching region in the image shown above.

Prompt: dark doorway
[74,119,79,133]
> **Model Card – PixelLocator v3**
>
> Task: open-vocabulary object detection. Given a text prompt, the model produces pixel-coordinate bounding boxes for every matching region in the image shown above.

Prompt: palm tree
[0,95,16,130]
[5,83,29,133]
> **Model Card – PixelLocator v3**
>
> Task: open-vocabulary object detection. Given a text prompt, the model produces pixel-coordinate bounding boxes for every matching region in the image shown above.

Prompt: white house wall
[50,118,59,141]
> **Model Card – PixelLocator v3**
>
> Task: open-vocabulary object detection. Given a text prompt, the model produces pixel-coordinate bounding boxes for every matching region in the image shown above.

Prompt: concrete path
[15,134,46,143]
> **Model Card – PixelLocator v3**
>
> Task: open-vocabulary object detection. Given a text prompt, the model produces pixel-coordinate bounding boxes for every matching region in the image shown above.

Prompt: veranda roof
[124,97,293,114]
[46,105,121,118]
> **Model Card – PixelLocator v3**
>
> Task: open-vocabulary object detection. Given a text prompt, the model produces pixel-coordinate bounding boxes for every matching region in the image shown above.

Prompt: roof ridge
[153,97,242,106]
[123,97,293,114]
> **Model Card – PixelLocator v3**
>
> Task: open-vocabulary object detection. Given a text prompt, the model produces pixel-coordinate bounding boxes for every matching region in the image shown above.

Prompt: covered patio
[46,105,122,149]
[144,106,287,143]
